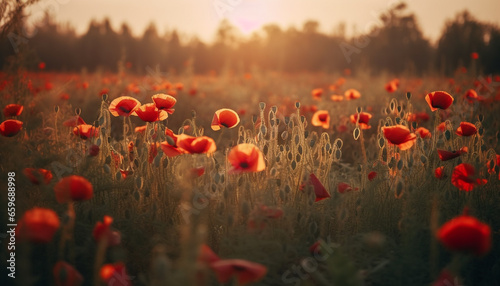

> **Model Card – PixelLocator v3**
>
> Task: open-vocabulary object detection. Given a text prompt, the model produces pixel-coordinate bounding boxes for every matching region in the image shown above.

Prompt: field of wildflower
[1,64,500,286]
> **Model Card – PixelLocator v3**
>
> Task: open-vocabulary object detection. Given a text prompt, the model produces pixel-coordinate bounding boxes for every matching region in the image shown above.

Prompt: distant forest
[1,3,500,76]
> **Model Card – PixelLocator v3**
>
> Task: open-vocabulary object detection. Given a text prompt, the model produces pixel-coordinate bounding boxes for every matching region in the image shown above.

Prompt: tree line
[1,3,499,76]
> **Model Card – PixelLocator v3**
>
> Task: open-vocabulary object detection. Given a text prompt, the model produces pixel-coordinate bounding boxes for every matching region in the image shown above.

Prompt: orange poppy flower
[132,103,168,122]
[211,108,240,131]
[451,163,487,191]
[100,263,131,286]
[311,88,323,100]
[93,215,121,247]
[53,261,84,286]
[385,79,399,93]
[0,119,23,137]
[54,175,93,203]
[425,91,454,111]
[23,168,53,185]
[176,134,216,154]
[152,93,176,114]
[63,116,86,127]
[109,96,141,117]
[456,122,477,137]
[16,207,60,243]
[110,151,123,168]
[438,147,468,161]
[437,210,491,256]
[198,244,220,265]
[160,130,185,157]
[435,166,445,179]
[228,143,265,173]
[210,259,267,285]
[344,89,361,100]
[350,112,372,129]
[415,127,431,138]
[330,95,344,102]
[3,104,23,117]
[382,125,416,150]
[311,110,330,129]
[338,182,358,194]
[73,124,99,140]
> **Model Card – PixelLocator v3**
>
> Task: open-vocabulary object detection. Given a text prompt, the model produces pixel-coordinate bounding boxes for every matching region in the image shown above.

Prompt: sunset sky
[27,0,500,43]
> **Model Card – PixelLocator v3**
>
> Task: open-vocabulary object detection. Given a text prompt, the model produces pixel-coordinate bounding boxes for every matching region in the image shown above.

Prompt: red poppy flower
[382,125,416,150]
[248,205,284,229]
[368,171,377,181]
[176,134,216,154]
[111,151,123,168]
[471,52,479,60]
[63,116,86,127]
[407,112,430,122]
[311,110,330,129]
[211,108,240,131]
[53,261,83,286]
[38,62,46,70]
[338,182,358,194]
[330,95,344,102]
[109,96,141,117]
[486,154,500,180]
[16,207,60,243]
[451,163,487,191]
[100,263,131,286]
[435,166,445,179]
[350,112,372,129]
[134,125,147,135]
[88,145,100,157]
[228,143,265,173]
[385,79,399,93]
[456,122,477,137]
[464,89,484,102]
[437,147,468,161]
[302,173,330,202]
[198,244,220,265]
[160,138,186,157]
[425,91,454,111]
[73,124,99,140]
[210,259,267,285]
[3,104,23,117]
[54,175,94,203]
[415,127,431,139]
[437,210,491,256]
[152,93,176,114]
[436,122,447,132]
[344,89,361,100]
[311,88,323,100]
[132,103,168,122]
[93,215,121,246]
[23,168,53,185]
[0,119,23,137]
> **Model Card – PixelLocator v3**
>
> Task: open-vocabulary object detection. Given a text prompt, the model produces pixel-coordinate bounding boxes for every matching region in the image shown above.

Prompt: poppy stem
[58,202,75,260]
[93,238,108,286]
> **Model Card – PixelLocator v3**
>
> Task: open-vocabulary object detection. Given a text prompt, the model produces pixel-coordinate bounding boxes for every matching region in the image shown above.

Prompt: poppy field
[1,64,500,286]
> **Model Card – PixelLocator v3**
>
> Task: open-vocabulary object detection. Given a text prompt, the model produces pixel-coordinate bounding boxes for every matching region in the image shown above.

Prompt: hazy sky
[27,0,500,43]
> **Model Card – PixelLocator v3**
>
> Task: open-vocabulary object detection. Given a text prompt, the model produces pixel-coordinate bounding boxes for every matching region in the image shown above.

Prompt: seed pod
[353,128,360,140]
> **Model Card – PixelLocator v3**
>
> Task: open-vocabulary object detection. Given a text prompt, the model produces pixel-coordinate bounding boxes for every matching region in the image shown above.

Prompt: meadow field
[1,63,499,286]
